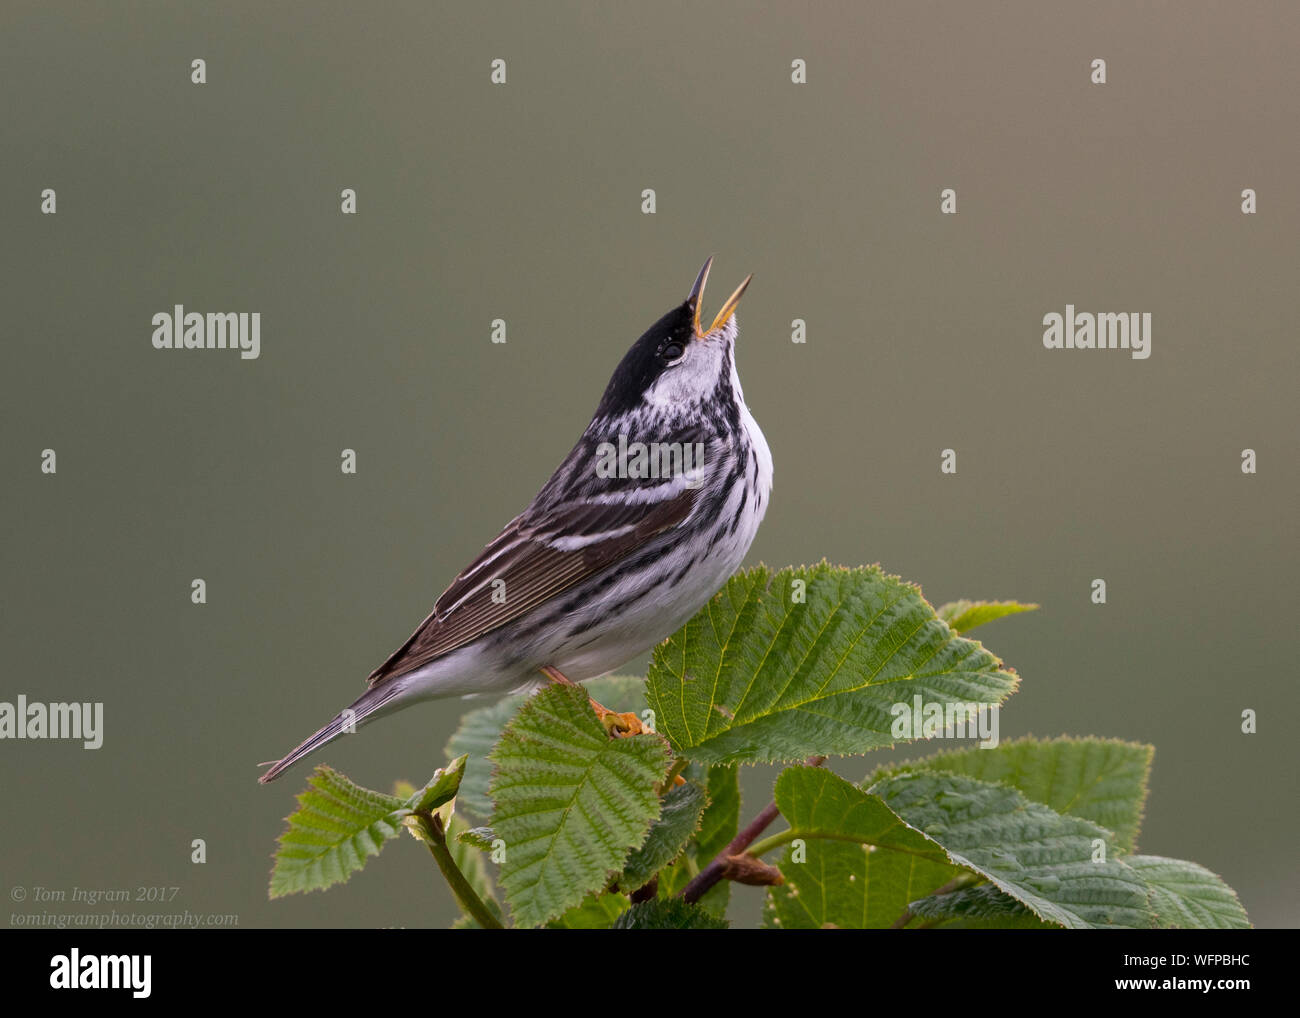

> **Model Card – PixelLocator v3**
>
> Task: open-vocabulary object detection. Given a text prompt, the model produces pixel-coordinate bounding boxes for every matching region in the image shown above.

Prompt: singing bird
[259,259,772,783]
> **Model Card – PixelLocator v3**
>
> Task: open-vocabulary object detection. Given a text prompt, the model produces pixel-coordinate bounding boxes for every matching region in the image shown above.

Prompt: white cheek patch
[645,328,732,408]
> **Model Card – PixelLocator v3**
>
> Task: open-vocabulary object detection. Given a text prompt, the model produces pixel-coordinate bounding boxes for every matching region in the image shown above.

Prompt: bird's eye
[661,342,684,362]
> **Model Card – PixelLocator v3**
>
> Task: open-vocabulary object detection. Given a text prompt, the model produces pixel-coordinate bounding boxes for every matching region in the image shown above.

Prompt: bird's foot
[540,665,643,738]
[595,706,643,737]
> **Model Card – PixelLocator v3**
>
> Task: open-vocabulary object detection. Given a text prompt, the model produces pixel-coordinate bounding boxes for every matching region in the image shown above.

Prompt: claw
[597,707,643,737]
[540,666,644,739]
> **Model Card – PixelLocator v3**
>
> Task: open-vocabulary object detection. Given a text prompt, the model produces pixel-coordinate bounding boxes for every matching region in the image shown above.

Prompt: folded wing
[365,484,699,687]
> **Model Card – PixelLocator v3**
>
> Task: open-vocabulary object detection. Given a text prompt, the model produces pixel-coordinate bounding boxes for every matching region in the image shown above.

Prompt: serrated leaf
[612,898,729,929]
[935,600,1038,633]
[906,855,1251,930]
[693,764,741,915]
[269,766,408,898]
[457,826,496,851]
[696,765,741,862]
[766,838,960,929]
[774,766,952,859]
[617,781,707,892]
[446,676,647,822]
[656,764,740,913]
[905,883,1059,929]
[447,815,503,929]
[488,683,671,927]
[444,696,525,822]
[766,767,1171,929]
[645,564,1019,765]
[547,892,631,929]
[406,754,466,814]
[763,767,962,928]
[869,736,1153,852]
[872,771,1154,929]
[1127,855,1250,929]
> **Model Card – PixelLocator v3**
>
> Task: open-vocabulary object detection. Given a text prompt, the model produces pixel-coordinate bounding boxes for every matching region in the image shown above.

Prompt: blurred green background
[2,1,1295,929]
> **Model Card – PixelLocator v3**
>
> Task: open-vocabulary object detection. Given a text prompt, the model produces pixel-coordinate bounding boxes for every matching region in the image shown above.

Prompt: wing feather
[365,484,699,686]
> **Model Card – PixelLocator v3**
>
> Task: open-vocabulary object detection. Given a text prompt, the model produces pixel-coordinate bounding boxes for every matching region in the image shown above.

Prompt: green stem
[746,828,798,858]
[414,812,504,930]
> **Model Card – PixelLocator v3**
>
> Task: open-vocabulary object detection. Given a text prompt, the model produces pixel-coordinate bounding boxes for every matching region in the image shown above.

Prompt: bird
[259,257,773,783]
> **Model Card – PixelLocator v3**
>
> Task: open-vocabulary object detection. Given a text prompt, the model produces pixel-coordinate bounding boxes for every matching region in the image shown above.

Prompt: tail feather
[258,682,406,784]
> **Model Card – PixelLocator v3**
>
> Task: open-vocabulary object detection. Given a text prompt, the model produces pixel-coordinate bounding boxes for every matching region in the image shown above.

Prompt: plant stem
[746,828,798,859]
[680,755,826,904]
[681,802,781,904]
[630,875,659,904]
[414,812,504,930]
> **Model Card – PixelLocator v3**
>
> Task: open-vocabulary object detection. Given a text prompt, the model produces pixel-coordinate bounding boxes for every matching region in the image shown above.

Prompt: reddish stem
[681,756,825,905]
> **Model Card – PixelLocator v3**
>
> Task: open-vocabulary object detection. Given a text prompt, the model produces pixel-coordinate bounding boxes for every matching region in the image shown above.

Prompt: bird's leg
[539,666,643,737]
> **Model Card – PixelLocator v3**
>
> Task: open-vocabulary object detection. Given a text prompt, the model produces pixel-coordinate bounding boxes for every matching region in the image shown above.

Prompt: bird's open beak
[688,256,753,340]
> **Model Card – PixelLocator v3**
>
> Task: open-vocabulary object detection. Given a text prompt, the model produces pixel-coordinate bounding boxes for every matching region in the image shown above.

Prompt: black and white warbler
[259,258,772,782]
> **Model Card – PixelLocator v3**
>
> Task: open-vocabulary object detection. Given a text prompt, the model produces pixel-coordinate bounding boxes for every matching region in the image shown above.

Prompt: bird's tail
[258,681,408,784]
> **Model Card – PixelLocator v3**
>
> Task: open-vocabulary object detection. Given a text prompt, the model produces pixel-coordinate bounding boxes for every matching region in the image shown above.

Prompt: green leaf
[906,855,1251,931]
[457,826,496,851]
[408,753,467,814]
[763,767,962,929]
[269,766,408,899]
[935,600,1038,633]
[655,765,740,913]
[905,883,1059,929]
[645,564,1019,765]
[547,892,630,929]
[1127,856,1250,929]
[773,766,952,860]
[617,781,707,892]
[444,695,525,822]
[447,815,503,929]
[869,736,1153,852]
[445,675,647,821]
[488,684,671,927]
[398,757,469,847]
[766,838,960,929]
[696,765,742,863]
[765,768,1187,929]
[872,771,1154,929]
[612,898,729,929]
[656,860,692,898]
[693,765,741,915]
